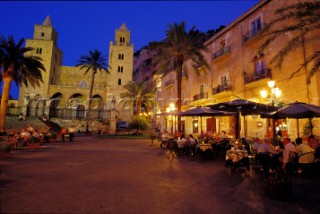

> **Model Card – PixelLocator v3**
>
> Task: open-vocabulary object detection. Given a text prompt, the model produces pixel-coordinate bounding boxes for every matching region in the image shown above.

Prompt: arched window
[118,53,124,60]
[79,80,88,88]
[120,37,125,43]
[118,79,122,85]
[118,66,123,73]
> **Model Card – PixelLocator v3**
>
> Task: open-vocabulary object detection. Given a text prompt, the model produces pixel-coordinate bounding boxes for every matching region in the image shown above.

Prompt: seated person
[160,130,170,148]
[257,138,272,154]
[187,134,197,145]
[282,137,297,171]
[256,138,273,172]
[295,137,315,164]
[161,130,169,141]
[177,134,187,149]
[308,135,317,150]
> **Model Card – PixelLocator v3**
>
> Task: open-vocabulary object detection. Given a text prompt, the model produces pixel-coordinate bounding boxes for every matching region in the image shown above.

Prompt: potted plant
[29,136,41,149]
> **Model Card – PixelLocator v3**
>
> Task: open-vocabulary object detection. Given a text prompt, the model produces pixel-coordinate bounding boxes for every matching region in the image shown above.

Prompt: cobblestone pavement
[1,136,319,214]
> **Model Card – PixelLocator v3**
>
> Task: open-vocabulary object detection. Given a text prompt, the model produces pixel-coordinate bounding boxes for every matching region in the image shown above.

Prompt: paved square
[1,136,319,213]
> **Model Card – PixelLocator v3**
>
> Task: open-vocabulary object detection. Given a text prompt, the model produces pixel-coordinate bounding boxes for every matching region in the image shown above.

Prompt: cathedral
[18,16,134,123]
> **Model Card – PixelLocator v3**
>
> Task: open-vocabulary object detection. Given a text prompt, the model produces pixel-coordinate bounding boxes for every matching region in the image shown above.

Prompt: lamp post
[166,103,176,135]
[260,80,282,141]
[260,80,281,107]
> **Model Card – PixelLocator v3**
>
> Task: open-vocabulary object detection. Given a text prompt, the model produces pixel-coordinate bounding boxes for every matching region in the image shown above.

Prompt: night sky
[0,0,259,99]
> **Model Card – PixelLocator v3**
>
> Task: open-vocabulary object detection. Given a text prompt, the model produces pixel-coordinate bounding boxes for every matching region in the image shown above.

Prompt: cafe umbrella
[260,102,320,137]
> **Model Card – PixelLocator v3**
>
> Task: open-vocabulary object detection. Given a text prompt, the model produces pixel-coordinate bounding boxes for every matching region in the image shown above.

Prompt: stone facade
[17,16,134,131]
[134,0,320,139]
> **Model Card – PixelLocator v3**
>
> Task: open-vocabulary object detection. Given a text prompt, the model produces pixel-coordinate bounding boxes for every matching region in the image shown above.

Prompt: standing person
[68,126,76,142]
[60,127,68,142]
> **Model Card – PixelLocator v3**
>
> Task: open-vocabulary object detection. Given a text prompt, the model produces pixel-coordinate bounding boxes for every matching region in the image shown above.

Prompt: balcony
[243,26,264,43]
[244,68,271,84]
[212,83,233,95]
[193,92,208,101]
[164,79,174,88]
[212,46,231,60]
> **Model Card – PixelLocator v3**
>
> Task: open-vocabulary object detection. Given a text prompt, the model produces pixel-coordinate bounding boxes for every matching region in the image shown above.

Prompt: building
[17,16,134,128]
[145,0,320,139]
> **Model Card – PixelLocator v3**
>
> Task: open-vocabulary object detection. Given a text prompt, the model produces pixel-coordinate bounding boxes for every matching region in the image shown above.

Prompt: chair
[285,151,298,174]
[297,152,315,174]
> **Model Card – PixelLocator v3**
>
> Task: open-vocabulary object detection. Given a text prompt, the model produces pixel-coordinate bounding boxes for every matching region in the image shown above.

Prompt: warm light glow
[260,89,268,98]
[194,122,198,128]
[166,107,171,113]
[268,80,275,88]
[275,87,281,98]
[169,103,175,111]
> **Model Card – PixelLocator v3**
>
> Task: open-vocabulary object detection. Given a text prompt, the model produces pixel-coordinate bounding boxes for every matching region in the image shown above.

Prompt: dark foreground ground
[1,137,319,214]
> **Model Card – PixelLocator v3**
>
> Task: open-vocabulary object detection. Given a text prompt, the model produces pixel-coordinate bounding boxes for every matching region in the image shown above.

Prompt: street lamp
[260,80,282,141]
[166,103,176,134]
[260,80,282,106]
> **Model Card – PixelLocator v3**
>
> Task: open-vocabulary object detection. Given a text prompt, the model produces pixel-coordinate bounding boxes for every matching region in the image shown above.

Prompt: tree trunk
[176,63,183,132]
[86,70,96,132]
[136,96,141,115]
[0,73,13,130]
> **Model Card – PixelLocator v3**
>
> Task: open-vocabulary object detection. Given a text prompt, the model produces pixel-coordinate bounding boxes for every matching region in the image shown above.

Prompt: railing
[212,84,233,95]
[49,108,111,120]
[244,68,272,84]
[165,79,174,88]
[212,46,231,60]
[193,92,208,101]
[243,27,264,43]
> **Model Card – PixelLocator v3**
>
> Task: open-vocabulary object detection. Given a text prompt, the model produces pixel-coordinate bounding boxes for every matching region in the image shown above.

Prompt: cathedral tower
[19,15,63,108]
[108,23,134,120]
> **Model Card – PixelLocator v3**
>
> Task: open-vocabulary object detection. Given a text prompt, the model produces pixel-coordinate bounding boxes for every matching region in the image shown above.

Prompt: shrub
[129,116,149,135]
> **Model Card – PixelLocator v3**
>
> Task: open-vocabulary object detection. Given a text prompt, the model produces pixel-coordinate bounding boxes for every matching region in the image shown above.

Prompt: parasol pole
[200,116,203,136]
[296,118,299,138]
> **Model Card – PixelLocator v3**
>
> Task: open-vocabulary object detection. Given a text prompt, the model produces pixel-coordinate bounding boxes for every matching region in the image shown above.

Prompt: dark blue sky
[0,0,259,99]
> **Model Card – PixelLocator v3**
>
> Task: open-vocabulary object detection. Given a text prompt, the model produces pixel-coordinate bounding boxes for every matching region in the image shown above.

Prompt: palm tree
[149,21,210,131]
[76,49,110,132]
[0,35,45,130]
[120,81,156,115]
[258,1,320,84]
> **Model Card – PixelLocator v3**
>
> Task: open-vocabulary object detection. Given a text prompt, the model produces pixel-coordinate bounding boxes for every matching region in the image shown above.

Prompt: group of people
[253,135,319,173]
[0,124,57,147]
[158,130,199,154]
[59,126,75,142]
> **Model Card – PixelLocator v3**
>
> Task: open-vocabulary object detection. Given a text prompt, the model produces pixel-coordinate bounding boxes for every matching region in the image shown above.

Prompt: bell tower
[18,15,63,113]
[108,23,134,120]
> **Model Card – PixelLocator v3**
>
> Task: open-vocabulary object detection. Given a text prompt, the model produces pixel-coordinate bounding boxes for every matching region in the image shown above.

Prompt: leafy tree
[258,1,320,83]
[120,81,156,115]
[0,35,45,130]
[76,49,110,132]
[129,115,149,135]
[149,21,210,131]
